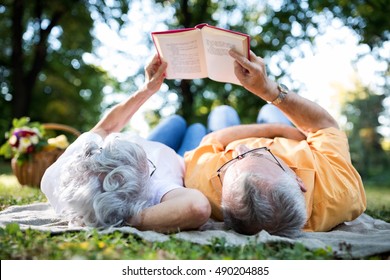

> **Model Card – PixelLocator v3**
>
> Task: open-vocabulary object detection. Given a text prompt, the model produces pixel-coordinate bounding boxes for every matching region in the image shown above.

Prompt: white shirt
[41,132,184,214]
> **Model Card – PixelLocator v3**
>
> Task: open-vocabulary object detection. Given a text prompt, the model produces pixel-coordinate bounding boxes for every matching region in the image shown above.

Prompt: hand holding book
[151,24,250,85]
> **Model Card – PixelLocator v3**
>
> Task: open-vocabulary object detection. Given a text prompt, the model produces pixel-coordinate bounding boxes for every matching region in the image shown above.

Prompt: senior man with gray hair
[184,49,366,237]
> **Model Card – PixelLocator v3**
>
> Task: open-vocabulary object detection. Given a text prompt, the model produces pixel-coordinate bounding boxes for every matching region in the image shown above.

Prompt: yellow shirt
[184,127,366,232]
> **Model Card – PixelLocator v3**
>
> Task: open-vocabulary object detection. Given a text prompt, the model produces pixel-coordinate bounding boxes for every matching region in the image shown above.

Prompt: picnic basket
[11,123,81,188]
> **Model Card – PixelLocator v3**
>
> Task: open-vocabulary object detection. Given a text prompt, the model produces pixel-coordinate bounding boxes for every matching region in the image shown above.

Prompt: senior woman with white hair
[41,54,211,233]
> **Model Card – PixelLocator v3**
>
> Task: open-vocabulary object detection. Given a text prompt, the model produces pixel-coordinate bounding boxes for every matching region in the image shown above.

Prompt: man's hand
[229,49,339,133]
[144,54,167,93]
[229,49,279,103]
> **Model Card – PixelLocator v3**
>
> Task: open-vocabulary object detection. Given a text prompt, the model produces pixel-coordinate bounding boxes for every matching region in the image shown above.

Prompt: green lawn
[363,184,390,223]
[1,163,389,260]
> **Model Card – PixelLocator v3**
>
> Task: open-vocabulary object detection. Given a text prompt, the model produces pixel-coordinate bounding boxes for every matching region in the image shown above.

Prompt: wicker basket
[11,123,80,188]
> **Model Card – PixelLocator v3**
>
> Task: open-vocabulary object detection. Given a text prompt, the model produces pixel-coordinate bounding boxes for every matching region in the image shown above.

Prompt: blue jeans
[256,104,292,125]
[147,115,207,156]
[207,104,292,130]
[148,104,291,155]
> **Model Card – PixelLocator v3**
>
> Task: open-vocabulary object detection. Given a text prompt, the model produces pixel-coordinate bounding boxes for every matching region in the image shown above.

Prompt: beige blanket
[1,202,389,258]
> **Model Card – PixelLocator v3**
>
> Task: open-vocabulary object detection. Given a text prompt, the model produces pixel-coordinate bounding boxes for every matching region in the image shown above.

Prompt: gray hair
[57,137,150,228]
[222,172,307,237]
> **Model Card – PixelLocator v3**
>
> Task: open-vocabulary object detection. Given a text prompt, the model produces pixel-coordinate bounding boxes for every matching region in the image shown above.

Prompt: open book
[151,24,250,85]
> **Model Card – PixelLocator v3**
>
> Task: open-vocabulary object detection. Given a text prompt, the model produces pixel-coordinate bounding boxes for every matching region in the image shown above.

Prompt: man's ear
[296,176,307,192]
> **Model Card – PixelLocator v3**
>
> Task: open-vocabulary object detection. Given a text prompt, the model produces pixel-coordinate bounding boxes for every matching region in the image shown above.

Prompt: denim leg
[177,123,207,156]
[147,115,187,152]
[207,105,241,132]
[257,104,292,126]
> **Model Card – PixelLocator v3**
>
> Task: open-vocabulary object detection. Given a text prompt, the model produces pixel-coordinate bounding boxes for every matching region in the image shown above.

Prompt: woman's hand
[91,54,168,138]
[143,54,167,93]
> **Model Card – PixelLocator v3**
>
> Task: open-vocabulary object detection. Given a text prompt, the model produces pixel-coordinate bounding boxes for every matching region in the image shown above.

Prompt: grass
[1,163,389,260]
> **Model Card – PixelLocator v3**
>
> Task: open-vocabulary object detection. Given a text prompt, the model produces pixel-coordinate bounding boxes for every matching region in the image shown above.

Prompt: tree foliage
[341,84,389,177]
[0,0,129,141]
[308,0,390,49]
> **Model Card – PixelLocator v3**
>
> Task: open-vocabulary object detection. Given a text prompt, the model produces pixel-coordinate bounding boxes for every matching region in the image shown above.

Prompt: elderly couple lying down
[41,50,366,238]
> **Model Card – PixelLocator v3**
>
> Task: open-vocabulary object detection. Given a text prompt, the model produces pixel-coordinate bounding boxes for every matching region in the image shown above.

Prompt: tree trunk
[178,0,193,121]
[179,80,193,121]
[11,0,28,118]
[10,0,64,118]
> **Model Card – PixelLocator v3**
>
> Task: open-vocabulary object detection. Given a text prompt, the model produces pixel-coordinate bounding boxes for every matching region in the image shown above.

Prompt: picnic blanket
[1,202,390,259]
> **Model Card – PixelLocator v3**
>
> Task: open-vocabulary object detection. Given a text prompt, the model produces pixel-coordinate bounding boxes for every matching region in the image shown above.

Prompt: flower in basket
[0,117,69,165]
[9,127,42,155]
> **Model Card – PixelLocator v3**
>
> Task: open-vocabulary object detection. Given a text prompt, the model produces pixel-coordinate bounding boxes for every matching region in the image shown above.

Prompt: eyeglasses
[216,147,285,185]
[147,159,156,177]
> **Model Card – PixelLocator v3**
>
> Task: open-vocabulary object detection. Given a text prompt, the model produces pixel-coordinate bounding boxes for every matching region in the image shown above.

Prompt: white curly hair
[57,136,151,228]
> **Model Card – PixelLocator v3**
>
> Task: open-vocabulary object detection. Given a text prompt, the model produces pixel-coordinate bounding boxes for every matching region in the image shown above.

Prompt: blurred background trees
[0,0,129,132]
[0,0,389,180]
[340,83,389,178]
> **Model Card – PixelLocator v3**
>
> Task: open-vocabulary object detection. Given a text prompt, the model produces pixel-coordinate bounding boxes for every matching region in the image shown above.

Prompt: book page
[152,30,208,80]
[201,26,249,85]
